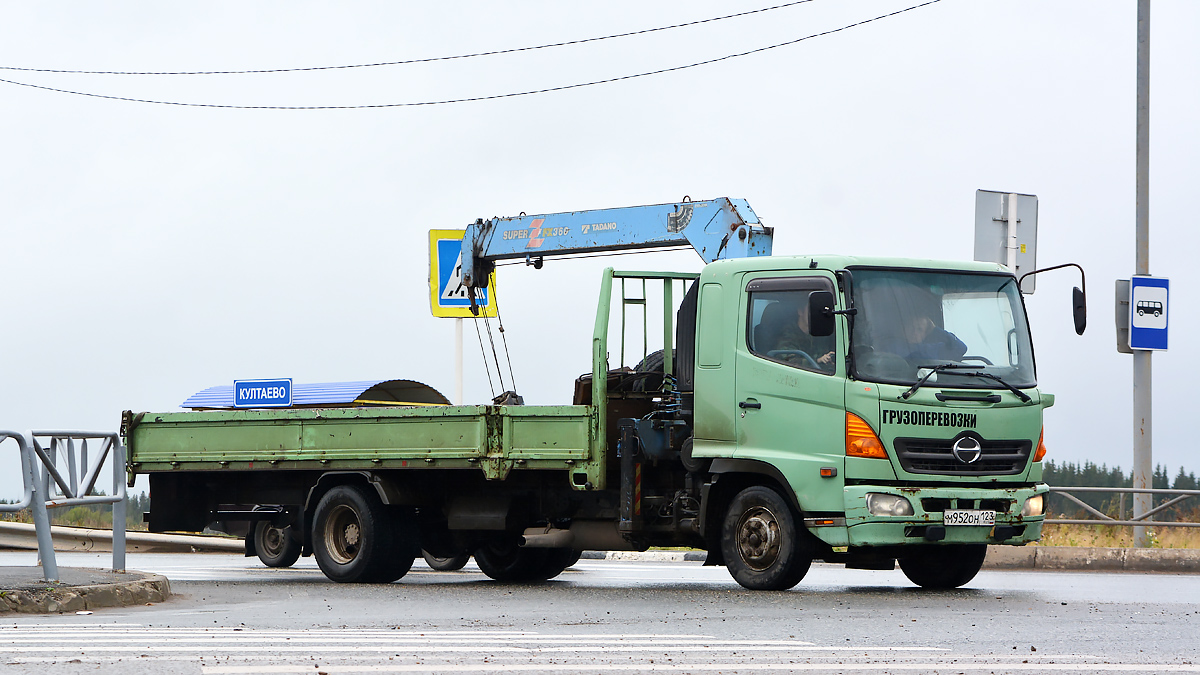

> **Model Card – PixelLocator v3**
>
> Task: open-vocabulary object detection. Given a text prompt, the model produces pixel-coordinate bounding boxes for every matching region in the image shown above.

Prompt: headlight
[1021,494,1045,517]
[866,492,915,517]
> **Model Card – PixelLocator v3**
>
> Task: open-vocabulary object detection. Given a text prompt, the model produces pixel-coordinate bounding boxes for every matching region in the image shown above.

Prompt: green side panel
[128,405,593,469]
[134,417,303,461]
[501,406,591,459]
[299,416,487,461]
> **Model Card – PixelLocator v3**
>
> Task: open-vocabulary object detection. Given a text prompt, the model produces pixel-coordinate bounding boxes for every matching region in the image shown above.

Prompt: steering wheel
[961,355,994,366]
[767,349,821,370]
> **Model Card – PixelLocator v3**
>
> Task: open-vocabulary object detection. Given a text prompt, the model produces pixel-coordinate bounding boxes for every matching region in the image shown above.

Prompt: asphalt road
[1,551,1198,674]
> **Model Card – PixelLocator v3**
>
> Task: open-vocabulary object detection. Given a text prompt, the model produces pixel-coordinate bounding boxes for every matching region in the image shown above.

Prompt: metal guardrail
[0,431,59,580]
[29,431,128,573]
[1046,486,1200,528]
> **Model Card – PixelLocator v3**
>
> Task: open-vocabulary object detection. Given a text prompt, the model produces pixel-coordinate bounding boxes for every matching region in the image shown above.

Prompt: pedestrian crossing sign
[429,229,497,318]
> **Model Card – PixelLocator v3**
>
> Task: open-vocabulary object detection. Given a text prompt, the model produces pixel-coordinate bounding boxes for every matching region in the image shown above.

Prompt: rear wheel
[422,550,471,571]
[312,485,414,583]
[898,544,987,589]
[721,486,812,591]
[254,521,301,568]
[534,548,579,580]
[474,541,557,582]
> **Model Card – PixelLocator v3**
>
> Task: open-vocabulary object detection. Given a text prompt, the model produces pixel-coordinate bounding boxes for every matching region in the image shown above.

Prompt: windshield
[849,268,1035,388]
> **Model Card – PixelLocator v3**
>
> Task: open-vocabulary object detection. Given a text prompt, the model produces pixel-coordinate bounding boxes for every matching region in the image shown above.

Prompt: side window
[746,278,837,375]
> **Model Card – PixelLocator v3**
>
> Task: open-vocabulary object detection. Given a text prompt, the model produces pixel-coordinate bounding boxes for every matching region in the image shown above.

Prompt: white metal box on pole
[974,190,1039,293]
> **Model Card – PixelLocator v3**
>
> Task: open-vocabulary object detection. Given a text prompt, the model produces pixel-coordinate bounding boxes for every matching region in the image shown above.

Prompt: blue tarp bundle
[181,379,449,409]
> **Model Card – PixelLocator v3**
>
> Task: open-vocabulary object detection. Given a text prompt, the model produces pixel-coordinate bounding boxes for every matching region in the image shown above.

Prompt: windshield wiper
[940,370,1033,403]
[899,364,979,400]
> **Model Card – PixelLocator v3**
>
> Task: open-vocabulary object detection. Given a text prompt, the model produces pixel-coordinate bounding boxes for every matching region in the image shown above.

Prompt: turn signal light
[846,413,888,459]
[1033,429,1047,462]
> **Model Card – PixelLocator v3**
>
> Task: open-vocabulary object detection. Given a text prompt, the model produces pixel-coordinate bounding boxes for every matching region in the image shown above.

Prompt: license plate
[943,509,996,526]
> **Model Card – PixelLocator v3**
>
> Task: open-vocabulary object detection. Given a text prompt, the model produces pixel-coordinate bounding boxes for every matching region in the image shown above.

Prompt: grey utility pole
[1132,0,1152,548]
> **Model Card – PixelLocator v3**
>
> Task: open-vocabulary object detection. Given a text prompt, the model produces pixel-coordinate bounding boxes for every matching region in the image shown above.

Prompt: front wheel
[721,486,812,591]
[254,521,301,568]
[898,544,987,589]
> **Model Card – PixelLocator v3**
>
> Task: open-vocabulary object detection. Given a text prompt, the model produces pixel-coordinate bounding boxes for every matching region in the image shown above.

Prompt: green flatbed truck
[126,243,1074,590]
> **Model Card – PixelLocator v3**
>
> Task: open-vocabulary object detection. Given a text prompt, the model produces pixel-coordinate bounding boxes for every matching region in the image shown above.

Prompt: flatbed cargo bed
[124,404,601,486]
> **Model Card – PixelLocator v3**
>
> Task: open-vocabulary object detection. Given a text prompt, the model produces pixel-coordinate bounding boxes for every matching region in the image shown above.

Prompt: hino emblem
[951,436,983,464]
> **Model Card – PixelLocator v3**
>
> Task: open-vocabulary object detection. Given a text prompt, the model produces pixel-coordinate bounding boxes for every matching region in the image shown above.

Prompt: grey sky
[1,1,1197,500]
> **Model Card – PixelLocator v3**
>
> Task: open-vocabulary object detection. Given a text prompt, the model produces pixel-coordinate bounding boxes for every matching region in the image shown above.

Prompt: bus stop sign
[1128,275,1169,350]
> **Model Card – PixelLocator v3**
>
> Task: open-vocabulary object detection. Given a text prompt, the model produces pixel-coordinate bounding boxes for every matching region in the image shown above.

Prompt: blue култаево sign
[234,378,293,408]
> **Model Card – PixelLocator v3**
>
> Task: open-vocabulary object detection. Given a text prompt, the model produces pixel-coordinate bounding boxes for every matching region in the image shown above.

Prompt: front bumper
[807,483,1049,548]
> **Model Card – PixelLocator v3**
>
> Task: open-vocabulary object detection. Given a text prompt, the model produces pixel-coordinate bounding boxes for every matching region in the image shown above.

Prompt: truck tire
[534,548,580,580]
[312,484,411,583]
[474,541,553,582]
[631,349,669,392]
[254,521,301,568]
[898,544,987,589]
[373,509,420,583]
[721,486,812,591]
[422,550,471,571]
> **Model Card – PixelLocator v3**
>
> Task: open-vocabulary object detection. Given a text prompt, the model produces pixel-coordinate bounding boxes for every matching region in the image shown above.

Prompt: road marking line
[0,639,821,646]
[201,658,1200,667]
[0,646,949,655]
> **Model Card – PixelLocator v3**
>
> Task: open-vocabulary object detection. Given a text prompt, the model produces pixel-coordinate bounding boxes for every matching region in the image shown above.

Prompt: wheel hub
[324,504,363,565]
[737,506,781,570]
[262,526,285,555]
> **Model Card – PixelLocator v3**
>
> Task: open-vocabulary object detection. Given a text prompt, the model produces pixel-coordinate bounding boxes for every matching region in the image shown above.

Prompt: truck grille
[892,437,1032,475]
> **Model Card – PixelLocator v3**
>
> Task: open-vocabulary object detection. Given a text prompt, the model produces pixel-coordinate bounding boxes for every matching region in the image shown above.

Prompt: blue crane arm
[459,197,772,289]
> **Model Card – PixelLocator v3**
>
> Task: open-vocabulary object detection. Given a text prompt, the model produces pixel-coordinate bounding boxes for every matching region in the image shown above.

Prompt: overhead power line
[0,0,818,76]
[0,0,942,110]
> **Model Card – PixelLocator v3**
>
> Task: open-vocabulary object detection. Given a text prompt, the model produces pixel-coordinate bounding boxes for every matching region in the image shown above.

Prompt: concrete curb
[984,545,1200,572]
[582,546,1200,573]
[0,571,171,614]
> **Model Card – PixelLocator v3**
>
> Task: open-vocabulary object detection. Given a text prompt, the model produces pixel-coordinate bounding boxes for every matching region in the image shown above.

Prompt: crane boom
[459,197,773,291]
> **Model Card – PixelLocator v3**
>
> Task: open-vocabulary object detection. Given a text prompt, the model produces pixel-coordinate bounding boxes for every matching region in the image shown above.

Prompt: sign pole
[455,317,464,405]
[1006,193,1019,271]
[1132,0,1152,548]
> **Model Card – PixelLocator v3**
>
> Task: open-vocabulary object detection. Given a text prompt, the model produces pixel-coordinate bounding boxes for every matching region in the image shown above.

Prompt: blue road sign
[437,238,487,308]
[429,229,497,318]
[1128,276,1169,351]
[234,378,293,408]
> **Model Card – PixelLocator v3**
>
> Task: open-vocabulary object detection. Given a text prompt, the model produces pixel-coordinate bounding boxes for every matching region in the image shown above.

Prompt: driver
[900,314,968,362]
[771,299,836,372]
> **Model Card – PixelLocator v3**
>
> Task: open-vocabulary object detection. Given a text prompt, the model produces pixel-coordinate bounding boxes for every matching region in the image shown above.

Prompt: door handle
[739,400,761,409]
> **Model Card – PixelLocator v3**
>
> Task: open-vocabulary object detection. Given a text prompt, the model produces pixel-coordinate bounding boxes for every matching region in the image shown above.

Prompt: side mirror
[1072,286,1087,335]
[1017,263,1087,337]
[808,291,836,337]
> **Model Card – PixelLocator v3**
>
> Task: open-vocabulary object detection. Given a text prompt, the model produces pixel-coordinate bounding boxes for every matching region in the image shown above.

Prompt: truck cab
[667,255,1048,588]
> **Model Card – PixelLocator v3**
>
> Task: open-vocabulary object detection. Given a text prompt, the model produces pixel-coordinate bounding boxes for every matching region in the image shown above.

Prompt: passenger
[768,299,835,372]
